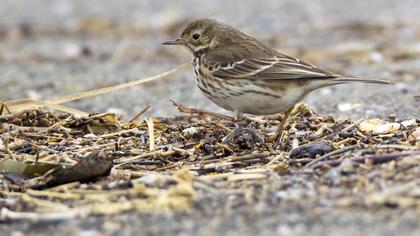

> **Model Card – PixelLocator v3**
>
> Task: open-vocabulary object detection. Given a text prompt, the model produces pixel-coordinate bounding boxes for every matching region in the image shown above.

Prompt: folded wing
[208,54,337,80]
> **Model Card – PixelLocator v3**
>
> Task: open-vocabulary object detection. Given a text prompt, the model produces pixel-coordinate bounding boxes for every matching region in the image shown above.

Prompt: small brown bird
[163,18,391,122]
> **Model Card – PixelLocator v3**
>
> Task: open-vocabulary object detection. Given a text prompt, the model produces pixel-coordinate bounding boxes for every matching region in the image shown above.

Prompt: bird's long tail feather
[332,76,393,84]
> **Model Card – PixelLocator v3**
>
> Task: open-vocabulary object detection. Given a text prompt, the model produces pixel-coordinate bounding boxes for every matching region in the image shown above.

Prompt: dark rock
[290,143,333,159]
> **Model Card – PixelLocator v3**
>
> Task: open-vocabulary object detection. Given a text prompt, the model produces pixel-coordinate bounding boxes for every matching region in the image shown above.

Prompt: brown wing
[206,52,337,80]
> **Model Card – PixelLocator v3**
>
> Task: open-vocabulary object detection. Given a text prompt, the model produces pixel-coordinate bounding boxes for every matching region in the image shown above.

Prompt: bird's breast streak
[193,57,311,115]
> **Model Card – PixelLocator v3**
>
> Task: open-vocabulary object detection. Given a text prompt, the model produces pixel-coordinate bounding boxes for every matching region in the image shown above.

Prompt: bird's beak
[162,38,184,45]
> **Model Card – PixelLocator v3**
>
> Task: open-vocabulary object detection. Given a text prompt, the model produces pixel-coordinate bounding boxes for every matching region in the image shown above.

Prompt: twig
[43,121,73,134]
[26,189,81,200]
[20,193,71,211]
[228,152,270,162]
[0,208,85,222]
[196,152,271,166]
[197,173,231,181]
[342,118,364,132]
[1,123,49,133]
[0,101,12,115]
[145,118,155,152]
[1,136,16,160]
[189,152,271,172]
[227,173,267,182]
[215,143,234,153]
[266,152,286,165]
[311,150,420,169]
[0,114,14,123]
[376,144,418,150]
[99,128,145,138]
[86,124,95,136]
[112,150,176,168]
[129,105,151,123]
[234,168,270,174]
[172,147,195,156]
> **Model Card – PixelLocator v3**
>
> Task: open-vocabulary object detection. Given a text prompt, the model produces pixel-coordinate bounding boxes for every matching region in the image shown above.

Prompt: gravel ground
[0,0,419,235]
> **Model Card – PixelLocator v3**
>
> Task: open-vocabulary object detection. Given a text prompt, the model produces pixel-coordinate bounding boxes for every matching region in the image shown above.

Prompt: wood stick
[311,150,420,169]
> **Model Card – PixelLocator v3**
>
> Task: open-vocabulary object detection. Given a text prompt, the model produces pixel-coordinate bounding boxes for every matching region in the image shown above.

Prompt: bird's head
[163,18,224,54]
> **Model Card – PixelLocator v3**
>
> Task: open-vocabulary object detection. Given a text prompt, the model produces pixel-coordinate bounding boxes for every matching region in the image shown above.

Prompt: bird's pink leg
[234,111,243,122]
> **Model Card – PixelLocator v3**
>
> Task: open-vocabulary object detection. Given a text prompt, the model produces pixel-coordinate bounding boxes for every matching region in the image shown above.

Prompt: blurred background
[0,0,419,119]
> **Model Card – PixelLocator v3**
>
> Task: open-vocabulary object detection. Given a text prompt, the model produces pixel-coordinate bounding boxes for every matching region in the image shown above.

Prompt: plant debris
[26,151,113,189]
[0,103,419,222]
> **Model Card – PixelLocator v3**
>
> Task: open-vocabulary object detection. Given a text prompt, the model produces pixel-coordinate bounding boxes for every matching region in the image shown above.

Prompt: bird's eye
[192,33,201,40]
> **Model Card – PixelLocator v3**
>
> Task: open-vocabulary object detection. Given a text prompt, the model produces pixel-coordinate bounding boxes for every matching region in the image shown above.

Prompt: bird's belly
[227,92,298,115]
[196,75,305,115]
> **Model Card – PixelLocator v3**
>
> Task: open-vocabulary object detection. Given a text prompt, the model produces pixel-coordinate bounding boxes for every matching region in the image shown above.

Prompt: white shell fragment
[182,127,198,137]
[359,119,401,134]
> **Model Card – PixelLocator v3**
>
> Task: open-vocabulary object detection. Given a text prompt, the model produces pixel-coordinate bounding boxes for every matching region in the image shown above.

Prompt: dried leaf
[3,99,89,117]
[0,160,58,177]
[26,151,113,189]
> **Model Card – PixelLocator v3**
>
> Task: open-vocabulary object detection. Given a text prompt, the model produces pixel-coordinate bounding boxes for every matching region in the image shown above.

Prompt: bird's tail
[331,76,393,84]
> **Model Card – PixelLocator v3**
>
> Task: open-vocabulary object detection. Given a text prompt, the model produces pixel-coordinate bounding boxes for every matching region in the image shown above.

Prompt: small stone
[395,83,409,94]
[290,143,333,159]
[338,102,362,112]
[325,168,341,186]
[339,159,354,173]
[291,138,300,149]
[25,89,42,100]
[106,107,124,115]
[83,134,97,139]
[182,127,198,137]
[369,51,384,63]
[409,128,420,144]
[63,42,82,59]
[401,119,416,127]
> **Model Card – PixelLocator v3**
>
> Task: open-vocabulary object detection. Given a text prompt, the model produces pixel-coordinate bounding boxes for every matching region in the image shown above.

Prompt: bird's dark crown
[180,18,218,39]
[164,18,277,59]
[179,18,254,52]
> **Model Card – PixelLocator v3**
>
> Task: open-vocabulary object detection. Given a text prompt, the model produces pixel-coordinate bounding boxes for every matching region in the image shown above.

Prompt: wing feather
[209,55,336,80]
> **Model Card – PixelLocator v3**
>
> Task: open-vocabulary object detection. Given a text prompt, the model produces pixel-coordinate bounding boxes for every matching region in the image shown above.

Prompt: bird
[163,18,392,133]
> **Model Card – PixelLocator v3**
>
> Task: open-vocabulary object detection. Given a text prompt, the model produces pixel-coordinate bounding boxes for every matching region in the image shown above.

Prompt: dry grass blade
[0,208,85,222]
[146,118,156,152]
[3,99,90,116]
[50,63,191,105]
[129,105,151,123]
[0,101,12,115]
[310,150,420,169]
[2,63,190,116]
